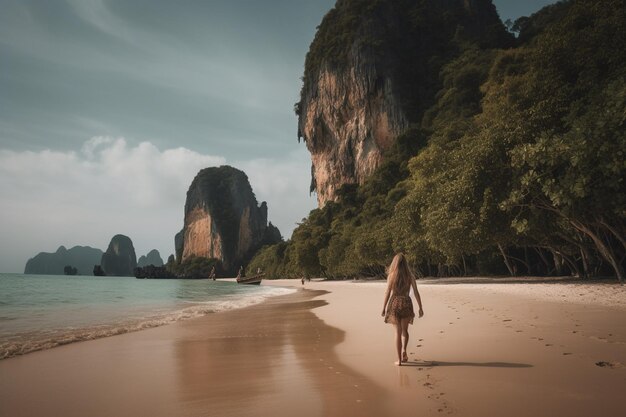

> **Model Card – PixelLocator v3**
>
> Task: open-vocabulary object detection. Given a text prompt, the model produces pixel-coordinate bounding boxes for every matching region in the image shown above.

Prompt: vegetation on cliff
[299,0,512,124]
[251,0,626,280]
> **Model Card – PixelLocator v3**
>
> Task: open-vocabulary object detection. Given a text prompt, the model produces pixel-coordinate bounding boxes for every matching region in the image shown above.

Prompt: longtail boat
[236,273,263,285]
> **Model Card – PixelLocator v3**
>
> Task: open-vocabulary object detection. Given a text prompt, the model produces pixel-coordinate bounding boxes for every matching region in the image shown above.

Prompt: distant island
[26,241,171,278]
[137,249,164,267]
[24,246,103,276]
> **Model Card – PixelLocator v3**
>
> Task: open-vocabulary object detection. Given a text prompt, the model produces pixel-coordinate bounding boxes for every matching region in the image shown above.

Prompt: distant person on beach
[381,253,424,365]
[209,266,216,280]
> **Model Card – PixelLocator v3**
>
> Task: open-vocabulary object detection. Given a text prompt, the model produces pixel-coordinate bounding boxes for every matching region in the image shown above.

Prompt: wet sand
[1,279,625,416]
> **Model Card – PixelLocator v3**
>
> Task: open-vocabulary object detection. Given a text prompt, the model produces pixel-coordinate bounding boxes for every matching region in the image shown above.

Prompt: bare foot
[395,360,402,366]
[402,352,408,363]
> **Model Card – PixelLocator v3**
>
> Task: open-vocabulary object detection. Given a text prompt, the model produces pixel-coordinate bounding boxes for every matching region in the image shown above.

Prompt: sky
[0,0,556,273]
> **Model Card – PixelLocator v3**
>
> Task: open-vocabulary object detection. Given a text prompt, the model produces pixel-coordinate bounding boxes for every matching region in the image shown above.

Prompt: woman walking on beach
[382,253,424,365]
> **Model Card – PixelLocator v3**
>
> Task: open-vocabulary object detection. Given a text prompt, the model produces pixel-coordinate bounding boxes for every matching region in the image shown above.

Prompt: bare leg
[401,318,410,362]
[395,323,403,365]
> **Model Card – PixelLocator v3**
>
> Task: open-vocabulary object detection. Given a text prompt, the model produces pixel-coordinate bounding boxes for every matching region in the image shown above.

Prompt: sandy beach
[1,278,625,417]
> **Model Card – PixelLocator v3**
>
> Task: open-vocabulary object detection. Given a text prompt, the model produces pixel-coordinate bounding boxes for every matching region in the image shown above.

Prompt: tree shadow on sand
[402,360,533,368]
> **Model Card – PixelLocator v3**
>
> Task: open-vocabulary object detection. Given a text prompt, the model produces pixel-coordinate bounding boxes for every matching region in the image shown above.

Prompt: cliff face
[100,234,137,276]
[177,166,281,274]
[24,245,103,275]
[297,0,510,206]
[298,52,409,205]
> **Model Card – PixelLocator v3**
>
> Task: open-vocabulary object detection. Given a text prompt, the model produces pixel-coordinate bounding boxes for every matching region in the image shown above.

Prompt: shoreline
[0,278,294,361]
[1,279,625,416]
[0,288,388,417]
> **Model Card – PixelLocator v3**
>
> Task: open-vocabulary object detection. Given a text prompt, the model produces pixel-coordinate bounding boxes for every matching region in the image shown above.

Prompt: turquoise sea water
[0,273,293,360]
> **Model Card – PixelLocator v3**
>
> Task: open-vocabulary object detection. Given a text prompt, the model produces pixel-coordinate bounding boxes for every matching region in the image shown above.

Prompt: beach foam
[0,285,294,360]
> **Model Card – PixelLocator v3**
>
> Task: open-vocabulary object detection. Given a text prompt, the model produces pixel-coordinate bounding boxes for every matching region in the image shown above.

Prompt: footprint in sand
[503,319,512,322]
[545,344,553,347]
[563,353,572,356]
[596,361,622,369]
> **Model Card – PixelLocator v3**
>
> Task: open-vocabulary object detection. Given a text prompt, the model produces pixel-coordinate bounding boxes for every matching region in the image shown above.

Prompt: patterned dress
[384,293,415,325]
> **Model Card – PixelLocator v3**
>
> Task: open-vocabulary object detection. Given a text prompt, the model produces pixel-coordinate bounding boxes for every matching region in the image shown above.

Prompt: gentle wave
[0,286,295,360]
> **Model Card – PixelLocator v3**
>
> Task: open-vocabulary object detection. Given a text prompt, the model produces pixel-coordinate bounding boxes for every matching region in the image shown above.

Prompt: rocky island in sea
[137,249,164,267]
[98,234,137,276]
[174,165,282,277]
[24,245,103,276]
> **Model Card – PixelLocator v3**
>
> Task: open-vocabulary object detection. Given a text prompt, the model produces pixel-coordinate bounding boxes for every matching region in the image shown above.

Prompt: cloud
[0,138,315,273]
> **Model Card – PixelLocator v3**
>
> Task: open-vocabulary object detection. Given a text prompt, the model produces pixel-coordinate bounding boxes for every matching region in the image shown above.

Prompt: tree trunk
[559,251,581,278]
[552,250,563,276]
[507,254,531,276]
[524,247,532,275]
[461,255,467,277]
[497,243,515,276]
[535,247,552,275]
[598,218,626,252]
[580,247,590,279]
[570,220,624,283]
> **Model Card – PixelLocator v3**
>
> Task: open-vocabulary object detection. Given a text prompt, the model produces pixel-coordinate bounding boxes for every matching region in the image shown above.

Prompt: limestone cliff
[177,166,282,274]
[100,234,137,276]
[297,0,511,206]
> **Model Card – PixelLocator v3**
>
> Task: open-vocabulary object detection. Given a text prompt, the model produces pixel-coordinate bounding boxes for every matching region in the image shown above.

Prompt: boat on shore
[236,273,263,285]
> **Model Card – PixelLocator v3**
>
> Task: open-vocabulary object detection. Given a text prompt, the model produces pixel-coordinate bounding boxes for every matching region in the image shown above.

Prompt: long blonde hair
[387,253,414,293]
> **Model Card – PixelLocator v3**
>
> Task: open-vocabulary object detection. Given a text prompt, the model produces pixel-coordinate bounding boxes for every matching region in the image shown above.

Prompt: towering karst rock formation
[137,249,164,267]
[100,234,137,276]
[297,0,510,206]
[24,245,103,275]
[175,166,281,274]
